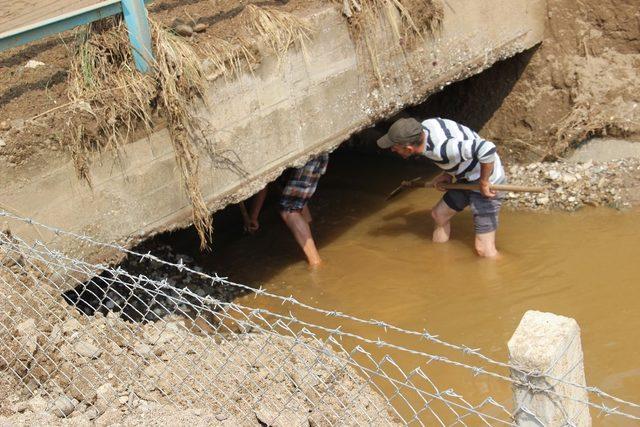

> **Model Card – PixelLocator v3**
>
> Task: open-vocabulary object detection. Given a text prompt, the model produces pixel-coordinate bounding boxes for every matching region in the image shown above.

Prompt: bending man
[377,117,506,258]
[245,153,329,267]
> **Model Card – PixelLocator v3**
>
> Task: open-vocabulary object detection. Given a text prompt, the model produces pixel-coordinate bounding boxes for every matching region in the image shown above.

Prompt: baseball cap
[377,118,423,149]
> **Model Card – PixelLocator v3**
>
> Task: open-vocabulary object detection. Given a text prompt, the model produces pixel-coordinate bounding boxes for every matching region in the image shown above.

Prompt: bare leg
[430,199,457,243]
[280,210,322,266]
[301,205,313,224]
[475,231,499,258]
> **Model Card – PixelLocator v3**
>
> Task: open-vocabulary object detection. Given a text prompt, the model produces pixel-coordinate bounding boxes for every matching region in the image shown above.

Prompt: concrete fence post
[508,310,592,426]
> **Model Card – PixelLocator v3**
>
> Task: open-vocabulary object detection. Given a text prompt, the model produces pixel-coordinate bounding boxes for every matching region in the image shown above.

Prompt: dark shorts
[442,185,503,234]
[279,153,329,212]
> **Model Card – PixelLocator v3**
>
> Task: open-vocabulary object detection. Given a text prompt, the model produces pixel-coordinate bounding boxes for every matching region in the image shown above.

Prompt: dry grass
[243,4,315,63]
[337,0,443,84]
[67,18,212,249]
[64,6,317,250]
[198,4,314,82]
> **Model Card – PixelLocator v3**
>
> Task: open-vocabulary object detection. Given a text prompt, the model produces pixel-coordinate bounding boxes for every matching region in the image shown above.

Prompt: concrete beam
[1,0,546,268]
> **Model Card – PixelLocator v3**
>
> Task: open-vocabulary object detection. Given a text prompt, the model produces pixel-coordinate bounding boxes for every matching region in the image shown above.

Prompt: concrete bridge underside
[2,0,546,265]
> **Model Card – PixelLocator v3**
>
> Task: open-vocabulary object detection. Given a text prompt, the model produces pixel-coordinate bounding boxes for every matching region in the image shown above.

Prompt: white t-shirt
[420,118,505,184]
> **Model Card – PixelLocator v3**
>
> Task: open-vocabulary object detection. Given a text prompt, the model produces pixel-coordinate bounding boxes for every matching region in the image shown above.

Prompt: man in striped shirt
[377,117,506,258]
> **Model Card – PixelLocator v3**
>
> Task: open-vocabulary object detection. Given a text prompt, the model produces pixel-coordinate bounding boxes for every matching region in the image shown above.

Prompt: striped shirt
[420,118,505,184]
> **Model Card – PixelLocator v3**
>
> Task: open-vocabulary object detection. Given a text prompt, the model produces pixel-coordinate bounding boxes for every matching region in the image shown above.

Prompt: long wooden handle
[438,183,545,193]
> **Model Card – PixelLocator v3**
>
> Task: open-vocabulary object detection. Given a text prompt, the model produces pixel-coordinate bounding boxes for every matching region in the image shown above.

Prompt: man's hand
[479,180,497,198]
[244,218,260,234]
[479,162,496,198]
[432,173,453,191]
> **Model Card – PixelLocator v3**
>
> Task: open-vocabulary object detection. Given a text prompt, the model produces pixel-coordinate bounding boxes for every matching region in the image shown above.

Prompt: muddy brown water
[163,151,640,424]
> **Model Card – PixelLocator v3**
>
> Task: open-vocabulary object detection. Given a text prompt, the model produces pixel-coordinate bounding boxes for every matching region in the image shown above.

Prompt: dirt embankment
[414,0,640,160]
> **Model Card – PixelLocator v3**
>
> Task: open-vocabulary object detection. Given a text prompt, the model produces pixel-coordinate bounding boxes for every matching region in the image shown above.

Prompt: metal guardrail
[0,0,153,72]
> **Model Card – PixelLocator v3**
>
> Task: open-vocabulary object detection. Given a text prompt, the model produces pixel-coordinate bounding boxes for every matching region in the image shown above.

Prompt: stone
[74,341,102,359]
[133,342,153,357]
[24,60,45,69]
[95,383,118,414]
[62,318,82,334]
[536,196,549,206]
[255,406,309,427]
[193,23,208,33]
[12,401,28,412]
[67,365,102,402]
[215,412,228,421]
[10,119,25,131]
[95,407,121,426]
[546,170,561,181]
[0,138,5,147]
[51,396,76,417]
[27,395,47,413]
[0,120,10,131]
[85,406,100,421]
[16,318,36,336]
[173,24,194,37]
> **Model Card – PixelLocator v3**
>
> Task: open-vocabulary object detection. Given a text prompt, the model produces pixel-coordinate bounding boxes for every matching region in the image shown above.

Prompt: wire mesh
[1,210,639,425]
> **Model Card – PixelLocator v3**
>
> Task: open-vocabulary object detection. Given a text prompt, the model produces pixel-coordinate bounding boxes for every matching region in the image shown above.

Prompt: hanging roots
[65,6,317,249]
[67,18,212,249]
[337,0,444,84]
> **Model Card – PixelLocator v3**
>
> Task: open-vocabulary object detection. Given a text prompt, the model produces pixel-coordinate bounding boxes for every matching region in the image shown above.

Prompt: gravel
[0,257,398,426]
[503,158,640,211]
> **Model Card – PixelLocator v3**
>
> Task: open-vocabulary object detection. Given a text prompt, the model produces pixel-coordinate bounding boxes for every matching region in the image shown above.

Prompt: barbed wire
[2,210,640,424]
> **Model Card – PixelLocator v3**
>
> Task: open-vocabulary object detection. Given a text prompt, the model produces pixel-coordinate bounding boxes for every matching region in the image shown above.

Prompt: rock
[215,412,228,421]
[95,407,121,426]
[193,23,208,33]
[62,318,82,334]
[85,406,100,420]
[561,173,577,184]
[16,318,36,336]
[51,396,76,417]
[536,196,549,206]
[12,401,29,412]
[27,395,47,413]
[133,342,153,357]
[254,406,309,427]
[546,170,561,181]
[10,119,25,131]
[24,60,45,68]
[173,24,194,37]
[95,383,118,414]
[74,341,102,359]
[68,365,101,402]
[0,120,10,131]
[0,138,6,147]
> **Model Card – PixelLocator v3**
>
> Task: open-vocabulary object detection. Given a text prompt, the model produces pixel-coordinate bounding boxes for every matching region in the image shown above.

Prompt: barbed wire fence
[1,210,639,425]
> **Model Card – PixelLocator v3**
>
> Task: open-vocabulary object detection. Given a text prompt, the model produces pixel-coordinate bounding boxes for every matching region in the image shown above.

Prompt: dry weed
[243,4,315,64]
[67,18,212,248]
[65,6,318,249]
[337,0,443,85]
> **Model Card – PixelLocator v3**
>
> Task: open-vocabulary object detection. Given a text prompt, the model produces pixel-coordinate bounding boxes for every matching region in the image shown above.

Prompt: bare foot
[307,258,323,270]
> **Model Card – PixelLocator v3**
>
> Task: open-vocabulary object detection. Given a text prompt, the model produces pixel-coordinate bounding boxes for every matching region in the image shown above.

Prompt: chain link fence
[1,210,639,425]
